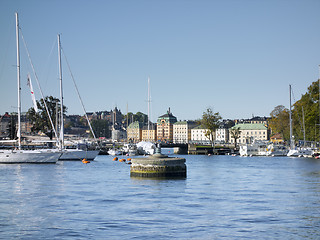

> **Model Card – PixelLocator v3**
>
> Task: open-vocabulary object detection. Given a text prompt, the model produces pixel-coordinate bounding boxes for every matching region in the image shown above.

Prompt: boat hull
[59,150,100,160]
[0,150,61,163]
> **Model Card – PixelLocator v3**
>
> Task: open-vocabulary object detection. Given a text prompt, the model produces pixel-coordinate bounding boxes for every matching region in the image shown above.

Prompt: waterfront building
[215,127,229,143]
[270,133,284,143]
[142,123,157,142]
[127,121,143,143]
[173,121,198,144]
[229,123,269,144]
[157,108,177,143]
[191,125,212,145]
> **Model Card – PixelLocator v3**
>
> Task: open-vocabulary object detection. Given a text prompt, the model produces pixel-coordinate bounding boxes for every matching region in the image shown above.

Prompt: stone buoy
[130,144,186,178]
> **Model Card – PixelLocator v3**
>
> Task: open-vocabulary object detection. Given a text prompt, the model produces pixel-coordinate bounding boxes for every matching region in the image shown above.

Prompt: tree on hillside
[123,112,148,126]
[269,80,320,145]
[269,105,290,141]
[292,80,319,143]
[26,96,67,139]
[201,107,222,146]
[91,119,110,138]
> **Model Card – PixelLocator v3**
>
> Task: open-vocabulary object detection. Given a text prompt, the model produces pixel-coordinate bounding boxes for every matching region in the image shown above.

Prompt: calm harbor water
[0,153,320,239]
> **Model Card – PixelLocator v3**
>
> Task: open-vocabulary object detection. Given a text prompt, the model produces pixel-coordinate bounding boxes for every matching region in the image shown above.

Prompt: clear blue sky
[1,0,320,122]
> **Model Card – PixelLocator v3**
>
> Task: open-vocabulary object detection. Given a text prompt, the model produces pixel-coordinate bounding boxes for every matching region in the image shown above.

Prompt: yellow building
[142,123,157,142]
[157,108,177,143]
[127,121,143,143]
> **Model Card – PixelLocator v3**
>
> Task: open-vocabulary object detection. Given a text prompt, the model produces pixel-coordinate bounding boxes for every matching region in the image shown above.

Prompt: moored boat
[0,13,61,164]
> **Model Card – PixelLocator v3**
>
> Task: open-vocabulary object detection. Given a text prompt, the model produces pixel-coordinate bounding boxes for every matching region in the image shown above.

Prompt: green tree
[26,96,67,139]
[269,105,290,141]
[292,80,319,143]
[91,119,110,138]
[123,112,148,127]
[230,127,241,148]
[201,107,222,146]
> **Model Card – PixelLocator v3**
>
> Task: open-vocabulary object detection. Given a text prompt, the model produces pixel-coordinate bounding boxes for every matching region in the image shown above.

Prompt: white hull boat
[239,140,268,157]
[108,149,122,156]
[266,144,288,156]
[287,148,314,157]
[0,13,61,164]
[59,149,100,160]
[0,150,61,163]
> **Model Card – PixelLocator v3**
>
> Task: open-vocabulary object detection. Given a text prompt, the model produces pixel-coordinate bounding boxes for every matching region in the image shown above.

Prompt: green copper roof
[231,123,267,130]
[128,121,143,129]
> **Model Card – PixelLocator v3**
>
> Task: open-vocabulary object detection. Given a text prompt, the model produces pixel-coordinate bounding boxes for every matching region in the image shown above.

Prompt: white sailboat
[135,77,155,155]
[55,34,99,160]
[287,85,313,157]
[0,13,61,163]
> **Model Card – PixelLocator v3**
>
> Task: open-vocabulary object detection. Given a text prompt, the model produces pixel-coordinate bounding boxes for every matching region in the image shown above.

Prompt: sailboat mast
[289,84,293,149]
[15,12,21,150]
[147,77,150,141]
[58,34,64,149]
[302,106,306,148]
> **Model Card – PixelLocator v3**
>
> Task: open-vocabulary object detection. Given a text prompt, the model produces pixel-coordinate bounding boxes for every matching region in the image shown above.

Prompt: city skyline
[1,0,320,122]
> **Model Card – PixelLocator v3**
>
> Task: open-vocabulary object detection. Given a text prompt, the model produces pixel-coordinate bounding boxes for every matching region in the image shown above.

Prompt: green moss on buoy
[130,145,186,179]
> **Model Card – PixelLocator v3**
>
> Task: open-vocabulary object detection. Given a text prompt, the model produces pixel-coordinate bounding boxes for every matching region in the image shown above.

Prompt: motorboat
[239,140,268,157]
[137,141,156,155]
[108,148,123,156]
[266,144,288,156]
[287,148,314,157]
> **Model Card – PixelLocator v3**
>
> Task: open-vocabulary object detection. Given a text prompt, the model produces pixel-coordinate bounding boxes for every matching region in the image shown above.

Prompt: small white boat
[122,143,138,156]
[266,144,288,156]
[287,148,314,157]
[108,148,122,156]
[239,140,268,157]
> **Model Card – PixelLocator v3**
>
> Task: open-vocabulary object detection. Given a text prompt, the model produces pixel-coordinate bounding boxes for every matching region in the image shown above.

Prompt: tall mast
[126,102,128,129]
[15,12,21,150]
[147,77,150,141]
[58,34,64,149]
[319,65,320,148]
[302,106,306,148]
[289,84,293,149]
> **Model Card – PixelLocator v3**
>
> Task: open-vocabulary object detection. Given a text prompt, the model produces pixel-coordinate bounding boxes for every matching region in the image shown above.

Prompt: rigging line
[61,47,100,148]
[20,28,60,146]
[43,38,57,93]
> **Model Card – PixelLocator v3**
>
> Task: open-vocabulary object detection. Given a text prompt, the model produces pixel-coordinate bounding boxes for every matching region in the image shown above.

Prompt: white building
[229,123,268,145]
[191,125,212,145]
[215,128,229,143]
[173,121,198,144]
